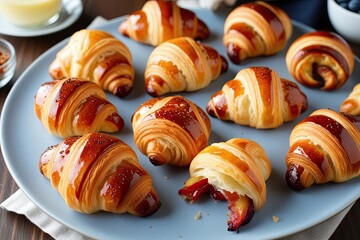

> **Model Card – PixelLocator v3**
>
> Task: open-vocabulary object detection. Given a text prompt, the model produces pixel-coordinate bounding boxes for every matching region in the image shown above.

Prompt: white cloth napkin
[0,16,355,240]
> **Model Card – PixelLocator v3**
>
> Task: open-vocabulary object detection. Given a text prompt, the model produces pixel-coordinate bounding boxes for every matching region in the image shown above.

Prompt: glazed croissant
[178,138,271,232]
[49,29,134,97]
[285,109,360,191]
[34,78,124,138]
[119,0,209,46]
[39,133,161,216]
[132,95,211,167]
[223,1,292,64]
[207,67,308,129]
[340,83,360,116]
[145,37,228,97]
[286,31,355,91]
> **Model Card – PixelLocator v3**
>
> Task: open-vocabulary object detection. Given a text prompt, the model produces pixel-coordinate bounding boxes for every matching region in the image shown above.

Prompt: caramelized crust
[132,95,211,166]
[145,37,228,97]
[49,29,134,98]
[207,67,308,129]
[119,0,209,46]
[39,133,160,216]
[223,1,292,64]
[286,31,354,91]
[285,109,360,190]
[34,78,124,138]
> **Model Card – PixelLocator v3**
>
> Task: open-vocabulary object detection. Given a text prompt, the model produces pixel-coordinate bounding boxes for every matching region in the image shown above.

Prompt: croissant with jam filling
[40,132,161,216]
[223,1,292,64]
[119,0,209,46]
[179,138,271,232]
[132,95,211,167]
[285,109,360,190]
[340,83,360,116]
[286,31,355,91]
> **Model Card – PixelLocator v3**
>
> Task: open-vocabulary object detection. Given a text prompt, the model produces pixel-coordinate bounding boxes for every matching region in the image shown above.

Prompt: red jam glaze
[251,67,273,108]
[285,164,305,191]
[207,91,228,119]
[178,178,211,202]
[305,114,359,168]
[133,190,161,217]
[226,42,241,64]
[49,79,86,124]
[68,133,120,199]
[74,95,123,131]
[145,75,166,97]
[292,45,350,79]
[228,22,258,48]
[282,80,308,116]
[243,2,285,42]
[144,96,209,147]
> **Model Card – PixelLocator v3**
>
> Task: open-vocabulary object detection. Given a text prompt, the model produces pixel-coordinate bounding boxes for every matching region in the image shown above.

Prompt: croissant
[49,29,134,97]
[132,95,211,167]
[286,31,355,91]
[39,132,161,216]
[223,1,292,64]
[206,66,308,129]
[34,78,124,138]
[119,0,209,46]
[340,83,360,116]
[178,138,271,232]
[285,109,360,191]
[145,37,228,97]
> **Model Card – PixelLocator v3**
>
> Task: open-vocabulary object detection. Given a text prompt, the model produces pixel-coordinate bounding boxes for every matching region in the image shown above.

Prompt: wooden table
[0,1,359,239]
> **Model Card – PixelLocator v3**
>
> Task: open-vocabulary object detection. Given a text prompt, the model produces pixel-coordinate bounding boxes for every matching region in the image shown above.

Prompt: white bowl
[328,0,360,44]
[0,38,16,88]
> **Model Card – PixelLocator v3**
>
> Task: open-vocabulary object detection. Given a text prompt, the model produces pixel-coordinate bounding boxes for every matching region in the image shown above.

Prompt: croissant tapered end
[145,75,170,97]
[195,18,210,40]
[39,133,161,216]
[340,83,360,116]
[285,109,360,190]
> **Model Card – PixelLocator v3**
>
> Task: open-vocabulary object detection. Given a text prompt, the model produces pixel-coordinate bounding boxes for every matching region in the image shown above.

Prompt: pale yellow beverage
[0,0,62,27]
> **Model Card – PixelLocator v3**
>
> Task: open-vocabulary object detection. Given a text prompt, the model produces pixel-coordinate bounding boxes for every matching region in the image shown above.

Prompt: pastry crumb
[272,215,280,222]
[194,211,202,220]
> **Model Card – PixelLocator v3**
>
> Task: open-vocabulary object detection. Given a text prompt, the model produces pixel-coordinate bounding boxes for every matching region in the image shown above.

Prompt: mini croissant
[34,78,124,138]
[145,37,228,97]
[340,83,360,116]
[223,1,292,64]
[119,0,209,46]
[285,109,360,190]
[49,29,134,97]
[286,31,355,91]
[179,138,271,232]
[207,67,308,129]
[132,95,211,167]
[40,132,161,216]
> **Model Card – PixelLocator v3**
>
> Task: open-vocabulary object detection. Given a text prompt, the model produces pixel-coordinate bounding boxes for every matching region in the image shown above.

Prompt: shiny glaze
[100,160,160,216]
[34,81,56,119]
[48,78,87,124]
[243,2,285,42]
[226,42,242,65]
[145,75,165,97]
[143,96,210,148]
[201,43,228,74]
[73,95,123,131]
[68,133,120,199]
[120,10,148,39]
[306,114,360,167]
[282,79,308,116]
[39,137,80,187]
[285,164,305,190]
[251,67,273,109]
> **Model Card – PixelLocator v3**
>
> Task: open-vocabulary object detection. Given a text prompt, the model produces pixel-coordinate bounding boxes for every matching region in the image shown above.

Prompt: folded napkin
[0,16,355,240]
